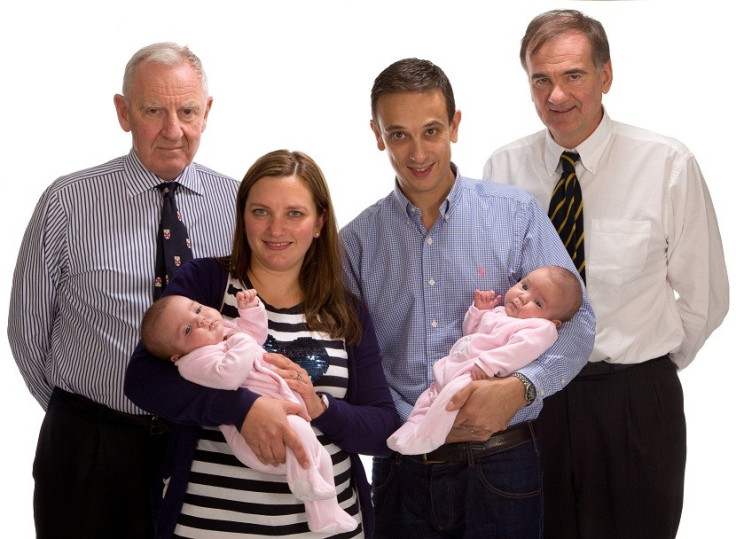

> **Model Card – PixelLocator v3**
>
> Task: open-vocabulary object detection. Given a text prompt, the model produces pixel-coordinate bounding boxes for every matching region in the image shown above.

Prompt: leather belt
[419,422,532,464]
[52,387,170,435]
[576,355,670,378]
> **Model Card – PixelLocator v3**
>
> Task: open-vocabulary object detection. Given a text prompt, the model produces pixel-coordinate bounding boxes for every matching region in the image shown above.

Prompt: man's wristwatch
[510,373,536,406]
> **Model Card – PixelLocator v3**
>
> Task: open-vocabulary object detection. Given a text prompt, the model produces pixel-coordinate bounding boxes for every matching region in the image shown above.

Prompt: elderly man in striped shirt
[8,42,239,538]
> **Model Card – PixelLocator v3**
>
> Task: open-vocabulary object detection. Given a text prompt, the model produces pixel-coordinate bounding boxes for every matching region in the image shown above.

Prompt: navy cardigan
[125,257,399,538]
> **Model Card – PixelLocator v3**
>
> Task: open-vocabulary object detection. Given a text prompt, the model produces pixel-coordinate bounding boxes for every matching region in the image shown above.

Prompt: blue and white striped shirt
[340,167,595,424]
[8,150,239,413]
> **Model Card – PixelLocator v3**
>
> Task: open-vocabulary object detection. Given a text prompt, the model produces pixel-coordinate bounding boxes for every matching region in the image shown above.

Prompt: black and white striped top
[8,151,239,413]
[172,277,363,538]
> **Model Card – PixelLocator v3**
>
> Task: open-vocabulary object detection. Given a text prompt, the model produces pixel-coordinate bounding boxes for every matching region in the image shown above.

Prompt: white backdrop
[1,1,732,536]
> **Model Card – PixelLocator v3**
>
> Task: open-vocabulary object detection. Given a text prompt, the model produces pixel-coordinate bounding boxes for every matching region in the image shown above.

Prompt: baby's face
[165,296,225,356]
[504,268,564,324]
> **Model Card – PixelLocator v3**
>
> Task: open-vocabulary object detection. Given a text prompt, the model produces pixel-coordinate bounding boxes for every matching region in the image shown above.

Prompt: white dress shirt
[485,111,728,369]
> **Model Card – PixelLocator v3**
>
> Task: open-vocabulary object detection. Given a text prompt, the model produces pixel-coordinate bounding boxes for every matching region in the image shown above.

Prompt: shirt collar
[543,108,613,176]
[122,149,203,198]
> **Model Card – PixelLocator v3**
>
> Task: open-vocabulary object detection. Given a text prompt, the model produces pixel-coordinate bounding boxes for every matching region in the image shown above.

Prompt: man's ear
[114,94,131,132]
[449,109,462,143]
[601,60,613,94]
[201,96,213,132]
[370,119,386,151]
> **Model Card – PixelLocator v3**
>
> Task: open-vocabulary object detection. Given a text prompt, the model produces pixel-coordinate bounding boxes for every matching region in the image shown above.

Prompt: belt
[52,387,170,435]
[576,355,670,378]
[419,422,533,464]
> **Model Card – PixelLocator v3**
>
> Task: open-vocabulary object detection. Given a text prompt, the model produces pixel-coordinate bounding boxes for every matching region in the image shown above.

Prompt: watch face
[513,373,535,404]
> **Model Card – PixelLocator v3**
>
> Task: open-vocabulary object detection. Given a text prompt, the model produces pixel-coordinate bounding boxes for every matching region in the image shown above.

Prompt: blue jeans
[372,435,542,538]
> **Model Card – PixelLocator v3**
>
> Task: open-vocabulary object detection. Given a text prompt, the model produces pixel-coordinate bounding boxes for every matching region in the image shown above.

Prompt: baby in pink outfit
[141,290,357,534]
[387,265,583,455]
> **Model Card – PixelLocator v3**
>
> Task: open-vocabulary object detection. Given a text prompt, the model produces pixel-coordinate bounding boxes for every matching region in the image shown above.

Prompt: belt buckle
[420,453,445,465]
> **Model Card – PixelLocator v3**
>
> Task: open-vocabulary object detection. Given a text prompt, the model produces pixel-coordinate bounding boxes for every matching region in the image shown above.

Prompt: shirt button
[429,279,436,286]
[431,320,438,328]
[427,237,433,245]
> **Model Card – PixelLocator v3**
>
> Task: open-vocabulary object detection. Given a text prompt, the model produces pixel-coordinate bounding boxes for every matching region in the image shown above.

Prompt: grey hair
[121,42,208,97]
[520,9,610,72]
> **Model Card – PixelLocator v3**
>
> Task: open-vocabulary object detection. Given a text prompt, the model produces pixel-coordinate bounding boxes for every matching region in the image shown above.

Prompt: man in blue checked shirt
[340,57,596,538]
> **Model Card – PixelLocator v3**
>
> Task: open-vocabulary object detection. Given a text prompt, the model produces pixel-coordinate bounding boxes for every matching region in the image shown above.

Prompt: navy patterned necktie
[548,151,585,283]
[154,182,193,299]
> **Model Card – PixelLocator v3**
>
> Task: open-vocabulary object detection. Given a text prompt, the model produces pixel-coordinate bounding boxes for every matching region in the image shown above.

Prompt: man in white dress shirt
[484,9,728,539]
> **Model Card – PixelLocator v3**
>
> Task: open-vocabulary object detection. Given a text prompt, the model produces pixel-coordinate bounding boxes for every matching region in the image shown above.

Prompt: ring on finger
[296,372,303,382]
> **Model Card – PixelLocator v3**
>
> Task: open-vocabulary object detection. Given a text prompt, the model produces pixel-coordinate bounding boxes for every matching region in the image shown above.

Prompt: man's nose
[548,82,567,104]
[162,114,183,139]
[409,139,428,163]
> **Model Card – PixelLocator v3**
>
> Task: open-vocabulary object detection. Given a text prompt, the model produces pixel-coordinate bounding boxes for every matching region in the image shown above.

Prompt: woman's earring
[314,232,320,238]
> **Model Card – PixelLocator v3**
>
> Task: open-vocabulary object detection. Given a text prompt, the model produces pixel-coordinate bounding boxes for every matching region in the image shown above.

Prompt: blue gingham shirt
[340,166,595,424]
[8,150,239,413]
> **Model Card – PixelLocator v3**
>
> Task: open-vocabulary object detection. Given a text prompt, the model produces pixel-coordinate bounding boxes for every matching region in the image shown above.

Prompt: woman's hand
[264,352,328,420]
[240,396,311,468]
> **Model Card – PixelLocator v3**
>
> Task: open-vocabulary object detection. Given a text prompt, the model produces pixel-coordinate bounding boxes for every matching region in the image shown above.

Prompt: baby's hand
[470,364,489,381]
[474,289,500,310]
[236,289,259,309]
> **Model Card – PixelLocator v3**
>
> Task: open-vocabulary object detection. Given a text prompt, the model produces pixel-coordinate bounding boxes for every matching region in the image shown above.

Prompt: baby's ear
[170,354,180,363]
[552,319,562,328]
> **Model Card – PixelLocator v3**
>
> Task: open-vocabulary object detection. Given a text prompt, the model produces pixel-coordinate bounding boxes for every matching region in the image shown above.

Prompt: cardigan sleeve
[124,258,256,428]
[311,296,400,457]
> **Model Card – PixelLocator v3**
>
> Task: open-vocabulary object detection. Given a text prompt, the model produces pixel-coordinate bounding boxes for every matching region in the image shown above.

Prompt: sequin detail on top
[263,334,330,382]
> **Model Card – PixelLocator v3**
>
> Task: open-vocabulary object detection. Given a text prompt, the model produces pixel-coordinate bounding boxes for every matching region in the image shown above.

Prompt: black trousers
[33,388,169,539]
[534,356,686,539]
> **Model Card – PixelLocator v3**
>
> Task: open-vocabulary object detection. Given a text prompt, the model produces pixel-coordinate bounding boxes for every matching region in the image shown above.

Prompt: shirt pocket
[588,220,651,286]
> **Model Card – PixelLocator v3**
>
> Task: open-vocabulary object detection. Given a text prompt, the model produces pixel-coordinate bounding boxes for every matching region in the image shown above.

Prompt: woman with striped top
[125,150,400,538]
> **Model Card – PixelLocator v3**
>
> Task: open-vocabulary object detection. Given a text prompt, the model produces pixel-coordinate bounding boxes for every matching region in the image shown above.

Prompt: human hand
[264,352,327,420]
[474,289,500,310]
[444,377,526,443]
[469,364,489,381]
[240,396,311,468]
[236,289,259,309]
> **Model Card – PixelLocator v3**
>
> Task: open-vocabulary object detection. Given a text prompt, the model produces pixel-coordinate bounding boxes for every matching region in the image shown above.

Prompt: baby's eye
[184,325,192,336]
[195,306,202,314]
[521,283,528,290]
[535,301,543,307]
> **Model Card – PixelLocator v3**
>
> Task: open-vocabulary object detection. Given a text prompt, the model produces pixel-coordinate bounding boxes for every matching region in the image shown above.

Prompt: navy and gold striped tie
[548,151,585,282]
